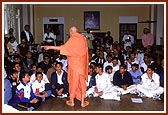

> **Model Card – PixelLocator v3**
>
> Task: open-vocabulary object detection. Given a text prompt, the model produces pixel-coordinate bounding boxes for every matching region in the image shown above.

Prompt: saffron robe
[60,33,88,101]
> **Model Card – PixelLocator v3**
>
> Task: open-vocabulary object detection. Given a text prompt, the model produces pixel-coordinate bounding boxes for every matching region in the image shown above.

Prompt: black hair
[144,53,151,58]
[12,62,20,69]
[19,71,28,81]
[36,65,43,71]
[90,62,96,66]
[43,54,50,59]
[105,65,113,72]
[13,55,21,60]
[30,63,37,69]
[106,54,112,58]
[112,57,118,61]
[89,65,94,69]
[147,65,155,71]
[95,63,103,70]
[8,69,17,77]
[131,63,139,69]
[24,25,30,29]
[56,62,63,67]
[120,64,127,69]
[35,72,43,77]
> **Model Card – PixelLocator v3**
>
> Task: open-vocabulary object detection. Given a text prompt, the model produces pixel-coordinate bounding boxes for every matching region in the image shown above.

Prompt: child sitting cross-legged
[16,72,42,111]
[32,72,52,102]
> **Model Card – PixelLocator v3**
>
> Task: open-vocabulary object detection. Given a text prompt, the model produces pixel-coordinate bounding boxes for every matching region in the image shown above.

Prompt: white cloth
[103,61,113,72]
[113,84,137,95]
[56,70,64,85]
[135,53,144,65]
[136,73,164,97]
[8,41,18,52]
[25,30,30,42]
[38,53,44,63]
[94,72,120,100]
[86,75,92,87]
[17,82,31,99]
[43,32,56,43]
[122,34,134,50]
[107,72,114,82]
[126,58,139,71]
[112,64,119,74]
[30,72,49,86]
[56,58,68,72]
[32,80,45,93]
[140,61,154,72]
[3,104,19,112]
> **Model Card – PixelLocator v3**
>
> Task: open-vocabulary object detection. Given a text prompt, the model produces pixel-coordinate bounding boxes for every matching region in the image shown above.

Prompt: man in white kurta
[136,65,164,98]
[92,64,120,101]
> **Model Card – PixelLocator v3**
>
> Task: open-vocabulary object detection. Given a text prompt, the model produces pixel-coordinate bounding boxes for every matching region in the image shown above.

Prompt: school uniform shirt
[32,80,45,94]
[16,82,35,102]
[30,72,49,86]
[50,70,68,89]
[56,71,64,85]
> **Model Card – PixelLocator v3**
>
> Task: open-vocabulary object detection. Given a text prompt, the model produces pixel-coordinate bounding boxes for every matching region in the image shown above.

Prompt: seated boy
[16,72,42,111]
[137,65,164,99]
[32,72,52,102]
[50,62,69,97]
[113,64,136,95]
[90,64,120,101]
[129,63,142,84]
[105,65,114,84]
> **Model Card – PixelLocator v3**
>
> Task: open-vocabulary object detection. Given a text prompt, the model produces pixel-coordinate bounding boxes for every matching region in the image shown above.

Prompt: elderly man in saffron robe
[41,26,89,107]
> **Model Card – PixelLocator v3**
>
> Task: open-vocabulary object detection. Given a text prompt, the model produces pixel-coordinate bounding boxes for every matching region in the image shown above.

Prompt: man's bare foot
[66,100,74,107]
[81,101,89,107]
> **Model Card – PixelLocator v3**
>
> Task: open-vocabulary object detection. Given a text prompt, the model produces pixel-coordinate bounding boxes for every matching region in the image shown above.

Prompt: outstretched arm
[41,45,60,51]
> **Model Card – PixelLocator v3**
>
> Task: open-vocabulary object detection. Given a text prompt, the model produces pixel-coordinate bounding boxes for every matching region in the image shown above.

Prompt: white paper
[131,98,143,103]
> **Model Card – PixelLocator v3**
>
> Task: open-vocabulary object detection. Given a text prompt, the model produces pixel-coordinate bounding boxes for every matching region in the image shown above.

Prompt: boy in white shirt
[103,54,113,72]
[93,64,120,101]
[30,66,50,86]
[112,57,120,73]
[105,65,114,84]
[32,72,52,102]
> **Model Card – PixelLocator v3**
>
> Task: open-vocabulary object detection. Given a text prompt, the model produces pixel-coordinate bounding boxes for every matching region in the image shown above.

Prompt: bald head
[69,26,78,36]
